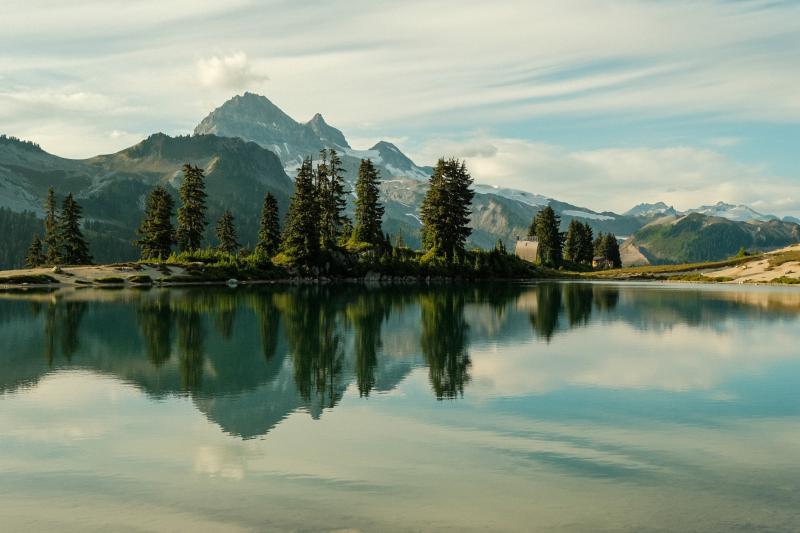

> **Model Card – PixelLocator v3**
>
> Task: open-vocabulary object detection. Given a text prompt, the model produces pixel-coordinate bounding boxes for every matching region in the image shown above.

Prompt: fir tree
[176,164,208,252]
[564,219,581,262]
[255,192,281,258]
[281,158,320,266]
[605,233,622,268]
[577,222,594,265]
[317,149,349,249]
[215,210,240,254]
[25,234,44,268]
[420,158,474,262]
[593,232,605,259]
[57,193,92,265]
[529,205,563,267]
[352,159,385,246]
[43,187,59,264]
[135,185,175,260]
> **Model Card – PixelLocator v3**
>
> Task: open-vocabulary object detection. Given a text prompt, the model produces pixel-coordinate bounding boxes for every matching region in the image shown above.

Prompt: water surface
[1,282,799,532]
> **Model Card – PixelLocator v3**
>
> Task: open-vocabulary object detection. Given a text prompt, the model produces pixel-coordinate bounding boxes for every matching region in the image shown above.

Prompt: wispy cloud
[0,0,798,212]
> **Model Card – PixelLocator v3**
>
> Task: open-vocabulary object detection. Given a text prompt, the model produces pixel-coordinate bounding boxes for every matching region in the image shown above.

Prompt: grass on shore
[583,254,761,278]
[0,274,59,285]
[767,251,800,268]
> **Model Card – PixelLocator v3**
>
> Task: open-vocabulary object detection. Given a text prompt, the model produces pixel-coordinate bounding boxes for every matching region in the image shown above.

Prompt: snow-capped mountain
[686,201,777,223]
[624,202,679,218]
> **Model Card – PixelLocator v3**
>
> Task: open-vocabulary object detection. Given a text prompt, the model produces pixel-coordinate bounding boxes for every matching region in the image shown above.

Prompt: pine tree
[564,219,581,262]
[605,233,622,268]
[25,234,44,268]
[352,158,385,246]
[43,187,60,264]
[420,158,474,262]
[255,192,281,258]
[176,164,208,252]
[317,149,349,249]
[281,158,320,266]
[135,185,175,260]
[593,232,605,259]
[529,205,563,267]
[57,193,92,265]
[215,210,239,254]
[577,222,594,265]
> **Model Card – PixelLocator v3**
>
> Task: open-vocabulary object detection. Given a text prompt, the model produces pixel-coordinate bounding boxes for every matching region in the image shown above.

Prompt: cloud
[196,52,268,91]
[413,134,799,216]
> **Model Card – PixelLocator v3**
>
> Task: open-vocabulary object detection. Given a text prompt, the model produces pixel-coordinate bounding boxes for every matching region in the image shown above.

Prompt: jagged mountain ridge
[191,92,648,248]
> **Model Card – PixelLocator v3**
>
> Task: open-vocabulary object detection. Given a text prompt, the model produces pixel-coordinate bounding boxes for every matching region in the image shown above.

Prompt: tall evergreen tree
[25,234,44,268]
[605,233,622,268]
[564,219,582,262]
[577,222,594,265]
[57,193,92,265]
[281,158,320,266]
[255,192,281,258]
[593,232,605,259]
[420,158,474,262]
[43,187,60,264]
[135,185,175,260]
[175,164,208,252]
[215,210,240,254]
[352,158,385,246]
[317,149,349,249]
[529,205,563,267]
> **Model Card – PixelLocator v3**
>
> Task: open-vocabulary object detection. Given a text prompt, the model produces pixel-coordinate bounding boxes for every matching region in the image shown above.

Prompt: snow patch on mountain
[687,202,776,222]
[562,210,615,221]
[474,184,549,208]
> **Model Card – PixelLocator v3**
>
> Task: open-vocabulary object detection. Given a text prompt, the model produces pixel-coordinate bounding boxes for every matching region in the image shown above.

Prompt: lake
[1,282,799,532]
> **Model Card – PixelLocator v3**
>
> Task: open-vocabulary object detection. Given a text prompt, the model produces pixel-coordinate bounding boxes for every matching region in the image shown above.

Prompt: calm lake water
[1,282,800,532]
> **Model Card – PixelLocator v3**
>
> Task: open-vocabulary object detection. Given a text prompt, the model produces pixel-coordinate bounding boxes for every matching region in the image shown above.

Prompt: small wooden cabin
[592,256,613,270]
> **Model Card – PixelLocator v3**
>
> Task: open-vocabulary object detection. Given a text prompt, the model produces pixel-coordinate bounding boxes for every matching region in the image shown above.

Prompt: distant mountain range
[625,200,796,224]
[0,92,798,268]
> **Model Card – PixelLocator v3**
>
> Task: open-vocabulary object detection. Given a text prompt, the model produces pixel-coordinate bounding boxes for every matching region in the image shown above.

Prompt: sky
[1,0,799,216]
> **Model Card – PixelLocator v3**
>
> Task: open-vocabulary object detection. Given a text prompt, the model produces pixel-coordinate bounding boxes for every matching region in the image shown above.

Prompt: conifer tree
[255,192,281,258]
[43,187,60,264]
[176,164,208,252]
[352,158,385,246]
[577,222,594,265]
[281,158,320,266]
[317,149,348,249]
[57,193,92,265]
[593,232,605,259]
[25,234,44,268]
[420,158,474,262]
[135,185,175,260]
[215,210,239,254]
[564,219,581,262]
[529,205,563,267]
[605,233,622,268]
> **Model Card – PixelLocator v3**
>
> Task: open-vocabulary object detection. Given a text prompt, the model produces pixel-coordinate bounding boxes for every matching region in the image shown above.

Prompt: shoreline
[2,264,800,290]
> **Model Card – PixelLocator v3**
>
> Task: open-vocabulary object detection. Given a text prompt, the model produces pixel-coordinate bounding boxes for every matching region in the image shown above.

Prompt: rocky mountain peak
[305,113,350,149]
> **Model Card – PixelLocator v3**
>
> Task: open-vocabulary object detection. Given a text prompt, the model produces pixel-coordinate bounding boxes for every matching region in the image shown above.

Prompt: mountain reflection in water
[1,282,799,440]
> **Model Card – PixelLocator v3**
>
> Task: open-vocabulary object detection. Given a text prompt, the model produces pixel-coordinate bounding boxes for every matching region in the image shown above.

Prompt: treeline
[528,206,621,269]
[132,150,535,278]
[0,208,42,269]
[24,188,92,268]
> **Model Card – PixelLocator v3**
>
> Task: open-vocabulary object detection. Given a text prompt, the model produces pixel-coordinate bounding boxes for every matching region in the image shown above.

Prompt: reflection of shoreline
[1,283,800,438]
